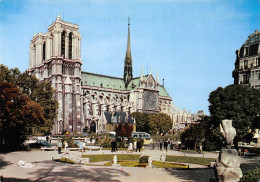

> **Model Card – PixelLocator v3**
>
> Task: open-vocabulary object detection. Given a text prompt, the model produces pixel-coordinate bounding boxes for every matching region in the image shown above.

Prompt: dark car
[29,140,55,149]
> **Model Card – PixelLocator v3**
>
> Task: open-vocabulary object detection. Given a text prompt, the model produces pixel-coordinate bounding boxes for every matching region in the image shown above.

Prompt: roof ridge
[82,71,124,80]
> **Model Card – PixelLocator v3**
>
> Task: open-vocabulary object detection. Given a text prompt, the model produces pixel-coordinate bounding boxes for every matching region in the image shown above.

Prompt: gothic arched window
[69,32,73,59]
[61,31,66,57]
[43,42,46,61]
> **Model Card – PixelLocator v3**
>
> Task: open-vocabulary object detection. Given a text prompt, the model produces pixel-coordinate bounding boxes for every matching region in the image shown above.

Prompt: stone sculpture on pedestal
[215,119,243,182]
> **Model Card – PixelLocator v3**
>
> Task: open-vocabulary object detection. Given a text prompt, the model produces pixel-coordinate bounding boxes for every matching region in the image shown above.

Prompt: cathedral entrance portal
[90,121,96,133]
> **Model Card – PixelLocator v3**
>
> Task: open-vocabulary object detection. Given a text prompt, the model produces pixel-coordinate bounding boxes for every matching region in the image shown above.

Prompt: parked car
[28,140,55,149]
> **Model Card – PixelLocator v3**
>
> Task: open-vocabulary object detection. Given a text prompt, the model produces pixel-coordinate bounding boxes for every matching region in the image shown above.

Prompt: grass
[166,155,215,166]
[102,148,128,151]
[82,154,141,162]
[104,161,189,168]
[54,157,76,164]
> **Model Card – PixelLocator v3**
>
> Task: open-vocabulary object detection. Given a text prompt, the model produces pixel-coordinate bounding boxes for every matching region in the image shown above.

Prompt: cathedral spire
[124,17,133,86]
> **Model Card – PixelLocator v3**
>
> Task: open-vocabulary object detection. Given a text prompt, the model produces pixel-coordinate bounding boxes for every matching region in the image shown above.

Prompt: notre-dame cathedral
[28,15,174,134]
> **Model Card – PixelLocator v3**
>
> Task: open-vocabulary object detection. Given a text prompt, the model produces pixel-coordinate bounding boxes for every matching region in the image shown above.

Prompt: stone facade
[233,30,260,89]
[28,16,172,134]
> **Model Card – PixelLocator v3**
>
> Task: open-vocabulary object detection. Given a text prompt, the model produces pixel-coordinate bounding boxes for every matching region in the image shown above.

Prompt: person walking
[111,140,115,152]
[160,141,163,151]
[57,140,62,154]
[136,141,141,152]
[134,141,137,151]
[164,140,168,151]
[64,141,68,149]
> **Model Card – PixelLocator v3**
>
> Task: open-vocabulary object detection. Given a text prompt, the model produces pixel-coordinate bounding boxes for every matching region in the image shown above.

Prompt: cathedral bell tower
[28,15,83,134]
[123,17,133,87]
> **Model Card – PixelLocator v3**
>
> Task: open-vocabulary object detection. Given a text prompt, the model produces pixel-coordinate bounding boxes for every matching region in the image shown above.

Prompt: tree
[131,112,149,132]
[148,113,173,135]
[180,116,223,151]
[115,124,134,148]
[180,122,205,150]
[0,64,58,134]
[208,84,260,143]
[115,124,133,138]
[0,81,45,152]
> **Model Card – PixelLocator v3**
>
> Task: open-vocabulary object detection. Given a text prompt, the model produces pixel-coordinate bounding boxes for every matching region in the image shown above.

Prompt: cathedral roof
[159,85,171,98]
[81,71,171,98]
[81,71,125,90]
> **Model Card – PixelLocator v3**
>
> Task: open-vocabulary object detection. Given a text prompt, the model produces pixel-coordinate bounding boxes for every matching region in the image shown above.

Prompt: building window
[244,60,248,69]
[43,42,46,61]
[61,31,66,57]
[245,47,249,56]
[69,33,73,59]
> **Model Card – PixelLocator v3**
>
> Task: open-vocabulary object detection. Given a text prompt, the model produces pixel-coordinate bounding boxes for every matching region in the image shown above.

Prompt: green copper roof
[81,71,171,98]
[159,85,170,98]
[81,71,125,90]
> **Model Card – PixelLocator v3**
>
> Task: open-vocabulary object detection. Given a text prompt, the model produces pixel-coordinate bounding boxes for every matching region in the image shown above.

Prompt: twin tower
[28,15,172,134]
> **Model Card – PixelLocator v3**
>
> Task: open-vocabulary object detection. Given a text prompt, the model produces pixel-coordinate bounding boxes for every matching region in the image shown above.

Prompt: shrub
[100,134,113,148]
[240,168,260,182]
[61,135,78,148]
[139,155,149,164]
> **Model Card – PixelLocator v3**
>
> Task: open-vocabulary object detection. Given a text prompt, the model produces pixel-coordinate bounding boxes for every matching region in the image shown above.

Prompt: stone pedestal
[215,149,242,182]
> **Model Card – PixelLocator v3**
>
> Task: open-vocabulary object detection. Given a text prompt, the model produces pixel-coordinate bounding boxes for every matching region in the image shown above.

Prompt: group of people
[159,140,170,151]
[57,140,68,154]
[127,140,142,153]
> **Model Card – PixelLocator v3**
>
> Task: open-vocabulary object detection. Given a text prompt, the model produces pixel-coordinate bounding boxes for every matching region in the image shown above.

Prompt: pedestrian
[111,140,115,152]
[82,141,86,152]
[160,141,163,151]
[136,141,141,152]
[114,140,118,151]
[46,136,49,143]
[134,141,137,151]
[128,142,133,153]
[164,140,168,151]
[57,140,62,154]
[64,141,68,149]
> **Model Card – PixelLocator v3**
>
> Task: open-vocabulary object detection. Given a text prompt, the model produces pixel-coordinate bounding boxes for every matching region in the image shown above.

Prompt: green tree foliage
[240,168,260,182]
[180,116,224,151]
[209,84,260,143]
[131,112,149,132]
[0,81,45,152]
[148,113,173,135]
[180,123,205,150]
[0,64,58,134]
[131,112,173,135]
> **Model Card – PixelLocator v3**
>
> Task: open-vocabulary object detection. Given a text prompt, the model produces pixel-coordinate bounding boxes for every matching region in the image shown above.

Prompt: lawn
[54,157,76,164]
[82,154,141,162]
[104,161,189,168]
[166,155,215,166]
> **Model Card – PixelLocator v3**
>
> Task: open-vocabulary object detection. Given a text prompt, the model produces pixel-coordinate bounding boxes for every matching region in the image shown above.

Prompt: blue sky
[0,0,259,114]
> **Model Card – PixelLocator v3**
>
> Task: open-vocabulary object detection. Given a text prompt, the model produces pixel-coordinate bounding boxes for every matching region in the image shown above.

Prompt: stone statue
[113,155,117,165]
[148,157,152,166]
[220,120,236,148]
[215,119,242,182]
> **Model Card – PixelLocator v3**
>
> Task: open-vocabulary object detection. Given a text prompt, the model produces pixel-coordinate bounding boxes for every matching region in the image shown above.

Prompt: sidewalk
[0,148,218,182]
